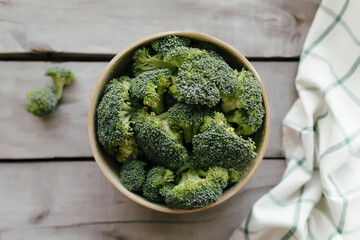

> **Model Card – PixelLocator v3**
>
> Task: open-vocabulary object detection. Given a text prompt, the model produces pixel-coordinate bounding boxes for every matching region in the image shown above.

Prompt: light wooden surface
[0,160,286,240]
[0,0,320,239]
[0,0,319,57]
[0,61,297,159]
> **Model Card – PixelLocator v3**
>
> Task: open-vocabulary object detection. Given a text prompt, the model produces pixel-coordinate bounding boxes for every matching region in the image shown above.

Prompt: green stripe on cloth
[283,119,313,143]
[319,127,360,161]
[328,110,354,154]
[323,56,360,95]
[320,5,360,46]
[244,209,253,240]
[281,186,305,240]
[328,175,348,233]
[301,0,349,63]
[268,192,317,207]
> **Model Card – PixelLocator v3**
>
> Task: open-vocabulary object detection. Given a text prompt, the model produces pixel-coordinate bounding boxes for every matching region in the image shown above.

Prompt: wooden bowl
[88,31,270,213]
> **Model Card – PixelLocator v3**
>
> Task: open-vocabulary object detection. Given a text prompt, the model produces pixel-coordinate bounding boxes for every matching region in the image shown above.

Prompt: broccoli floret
[134,38,238,107]
[132,47,177,76]
[228,168,243,185]
[167,103,214,143]
[132,110,189,170]
[142,166,175,203]
[192,112,257,169]
[151,36,191,59]
[130,69,171,114]
[120,160,147,192]
[162,167,229,210]
[169,48,238,107]
[96,76,139,162]
[26,87,58,116]
[45,66,75,100]
[221,69,265,135]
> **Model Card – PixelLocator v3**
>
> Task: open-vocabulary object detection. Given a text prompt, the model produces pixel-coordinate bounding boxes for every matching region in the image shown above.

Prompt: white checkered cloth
[230,0,360,239]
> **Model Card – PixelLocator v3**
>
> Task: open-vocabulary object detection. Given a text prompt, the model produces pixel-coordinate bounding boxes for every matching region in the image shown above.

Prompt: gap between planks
[0,53,300,62]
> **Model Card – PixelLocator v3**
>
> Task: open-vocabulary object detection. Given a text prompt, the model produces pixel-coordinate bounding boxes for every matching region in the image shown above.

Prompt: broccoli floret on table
[26,66,75,117]
[221,69,265,135]
[45,66,75,100]
[96,76,139,162]
[192,112,257,169]
[26,87,58,116]
[162,167,229,210]
[120,160,147,192]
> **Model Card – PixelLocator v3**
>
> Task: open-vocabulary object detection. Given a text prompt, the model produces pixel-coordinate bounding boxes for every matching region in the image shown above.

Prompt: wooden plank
[252,61,299,157]
[0,61,297,159]
[0,160,286,240]
[0,0,320,57]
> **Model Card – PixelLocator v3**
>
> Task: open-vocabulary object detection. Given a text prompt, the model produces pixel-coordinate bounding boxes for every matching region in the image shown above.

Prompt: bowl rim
[88,31,270,213]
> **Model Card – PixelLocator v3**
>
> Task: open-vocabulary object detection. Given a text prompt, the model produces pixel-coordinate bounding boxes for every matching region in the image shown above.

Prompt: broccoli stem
[53,80,65,100]
[150,96,164,114]
[179,169,202,185]
[156,111,169,120]
[135,57,176,75]
[221,99,237,113]
[183,126,193,144]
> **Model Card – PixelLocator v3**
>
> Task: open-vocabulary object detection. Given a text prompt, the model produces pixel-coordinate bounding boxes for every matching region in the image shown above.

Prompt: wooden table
[0,1,320,239]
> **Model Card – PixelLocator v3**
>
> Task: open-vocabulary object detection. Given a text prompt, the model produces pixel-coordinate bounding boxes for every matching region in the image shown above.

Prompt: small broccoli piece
[130,69,171,114]
[142,166,175,203]
[26,87,58,116]
[221,69,265,135]
[45,66,75,100]
[132,110,189,170]
[162,167,229,210]
[192,112,257,169]
[96,76,139,162]
[228,168,243,186]
[167,103,214,143]
[132,47,176,76]
[120,160,147,192]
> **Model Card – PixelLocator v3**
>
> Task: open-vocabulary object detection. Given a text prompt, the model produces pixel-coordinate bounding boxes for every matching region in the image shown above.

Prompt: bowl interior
[88,31,270,213]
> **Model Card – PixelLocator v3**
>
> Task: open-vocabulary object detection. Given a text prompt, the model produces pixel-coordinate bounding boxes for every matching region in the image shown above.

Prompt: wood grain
[0,61,298,159]
[0,160,286,240]
[0,0,320,57]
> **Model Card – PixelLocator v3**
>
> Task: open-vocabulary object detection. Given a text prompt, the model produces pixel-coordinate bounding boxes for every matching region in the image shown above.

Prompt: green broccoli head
[45,66,75,100]
[132,110,189,170]
[162,167,229,210]
[221,69,265,135]
[130,69,171,114]
[151,36,191,59]
[132,47,177,76]
[167,103,214,143]
[170,49,238,107]
[120,160,147,192]
[192,112,257,169]
[96,76,139,162]
[26,87,58,117]
[142,166,175,203]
